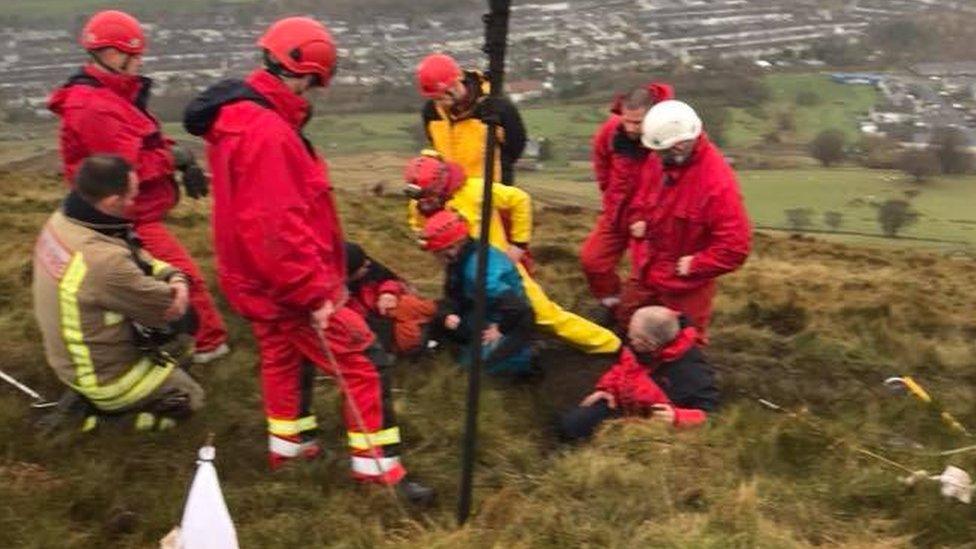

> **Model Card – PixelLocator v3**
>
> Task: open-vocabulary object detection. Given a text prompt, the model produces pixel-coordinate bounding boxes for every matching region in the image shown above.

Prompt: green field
[725,74,879,148]
[516,166,976,249]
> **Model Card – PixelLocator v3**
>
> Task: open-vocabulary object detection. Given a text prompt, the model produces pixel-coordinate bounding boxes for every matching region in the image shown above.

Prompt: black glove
[182,164,209,199]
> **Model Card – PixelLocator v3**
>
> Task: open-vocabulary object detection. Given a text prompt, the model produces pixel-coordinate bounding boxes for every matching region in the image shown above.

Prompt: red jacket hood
[245,69,311,130]
[48,64,146,115]
[610,82,675,115]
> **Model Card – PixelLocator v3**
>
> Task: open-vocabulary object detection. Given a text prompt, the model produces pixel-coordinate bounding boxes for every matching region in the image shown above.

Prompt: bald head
[627,306,680,351]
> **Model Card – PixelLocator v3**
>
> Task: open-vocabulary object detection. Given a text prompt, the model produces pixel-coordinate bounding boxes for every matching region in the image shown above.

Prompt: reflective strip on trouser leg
[515,262,621,354]
[348,427,401,451]
[268,416,318,437]
[350,455,403,477]
[269,435,303,457]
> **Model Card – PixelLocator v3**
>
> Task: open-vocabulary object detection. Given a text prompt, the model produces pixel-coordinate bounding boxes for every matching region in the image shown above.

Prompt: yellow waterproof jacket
[422,71,527,185]
[407,178,621,355]
[408,176,532,246]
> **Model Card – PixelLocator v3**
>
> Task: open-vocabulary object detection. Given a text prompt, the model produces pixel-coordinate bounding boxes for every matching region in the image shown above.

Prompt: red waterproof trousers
[252,307,404,485]
[134,221,227,352]
[616,277,716,345]
[579,214,646,300]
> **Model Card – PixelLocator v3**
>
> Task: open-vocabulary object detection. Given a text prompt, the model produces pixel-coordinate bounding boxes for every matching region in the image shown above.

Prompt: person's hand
[650,403,675,425]
[444,314,461,330]
[164,279,189,321]
[675,255,694,277]
[311,300,335,331]
[580,390,617,409]
[376,292,399,316]
[630,221,647,239]
[181,164,209,199]
[482,323,502,344]
[506,246,526,264]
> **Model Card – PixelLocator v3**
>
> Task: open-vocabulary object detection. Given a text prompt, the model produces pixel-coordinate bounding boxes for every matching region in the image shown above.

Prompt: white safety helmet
[640,100,703,150]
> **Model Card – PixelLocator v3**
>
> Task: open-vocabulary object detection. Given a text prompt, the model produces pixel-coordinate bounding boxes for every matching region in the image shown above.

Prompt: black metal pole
[457,0,512,527]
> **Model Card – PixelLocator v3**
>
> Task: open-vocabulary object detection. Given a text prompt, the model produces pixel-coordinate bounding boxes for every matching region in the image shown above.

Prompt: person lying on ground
[560,305,719,441]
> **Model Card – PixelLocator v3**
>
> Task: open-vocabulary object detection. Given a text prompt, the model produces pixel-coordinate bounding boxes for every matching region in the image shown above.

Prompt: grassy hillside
[725,74,879,149]
[1,156,976,547]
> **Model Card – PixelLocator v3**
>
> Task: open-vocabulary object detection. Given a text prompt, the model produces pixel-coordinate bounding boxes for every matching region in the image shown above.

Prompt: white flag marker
[177,443,239,549]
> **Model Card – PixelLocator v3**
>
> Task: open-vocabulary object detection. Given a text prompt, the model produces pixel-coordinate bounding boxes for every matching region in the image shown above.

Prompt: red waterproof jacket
[48,65,177,223]
[629,134,751,294]
[591,83,674,231]
[183,69,346,321]
[595,326,718,428]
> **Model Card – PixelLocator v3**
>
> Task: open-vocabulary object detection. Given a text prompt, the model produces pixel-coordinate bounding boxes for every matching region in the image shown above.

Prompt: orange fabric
[392,294,437,354]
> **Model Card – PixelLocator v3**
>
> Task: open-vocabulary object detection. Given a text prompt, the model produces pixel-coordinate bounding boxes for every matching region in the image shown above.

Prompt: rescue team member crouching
[32,155,204,431]
[47,10,229,363]
[183,16,433,503]
[404,152,622,355]
[581,83,673,313]
[560,306,719,441]
[416,53,526,186]
[619,100,752,341]
[421,211,536,376]
[345,241,439,358]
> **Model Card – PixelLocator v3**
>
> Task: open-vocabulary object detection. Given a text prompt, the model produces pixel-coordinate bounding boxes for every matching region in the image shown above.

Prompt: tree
[877,199,919,238]
[898,149,939,183]
[784,208,814,232]
[823,211,843,231]
[859,135,900,169]
[810,130,846,167]
[931,127,973,175]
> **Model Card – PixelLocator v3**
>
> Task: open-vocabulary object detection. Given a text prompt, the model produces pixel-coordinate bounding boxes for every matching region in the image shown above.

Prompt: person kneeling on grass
[420,210,537,376]
[345,241,439,358]
[560,305,719,440]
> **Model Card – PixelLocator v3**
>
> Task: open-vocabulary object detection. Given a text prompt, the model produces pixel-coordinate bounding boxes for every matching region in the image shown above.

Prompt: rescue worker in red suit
[619,100,752,342]
[182,17,433,503]
[581,83,674,316]
[560,306,719,441]
[47,10,229,363]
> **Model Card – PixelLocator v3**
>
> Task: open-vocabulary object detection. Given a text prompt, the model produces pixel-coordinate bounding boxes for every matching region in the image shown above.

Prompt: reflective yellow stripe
[58,253,95,388]
[134,412,156,431]
[297,415,317,432]
[348,427,401,450]
[150,258,173,277]
[81,415,98,433]
[268,417,299,436]
[268,415,317,437]
[70,357,175,412]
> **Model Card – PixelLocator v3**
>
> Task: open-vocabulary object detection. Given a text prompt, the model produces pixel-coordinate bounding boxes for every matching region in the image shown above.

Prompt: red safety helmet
[258,17,338,87]
[416,53,461,98]
[403,150,465,199]
[421,210,470,252]
[80,10,146,54]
